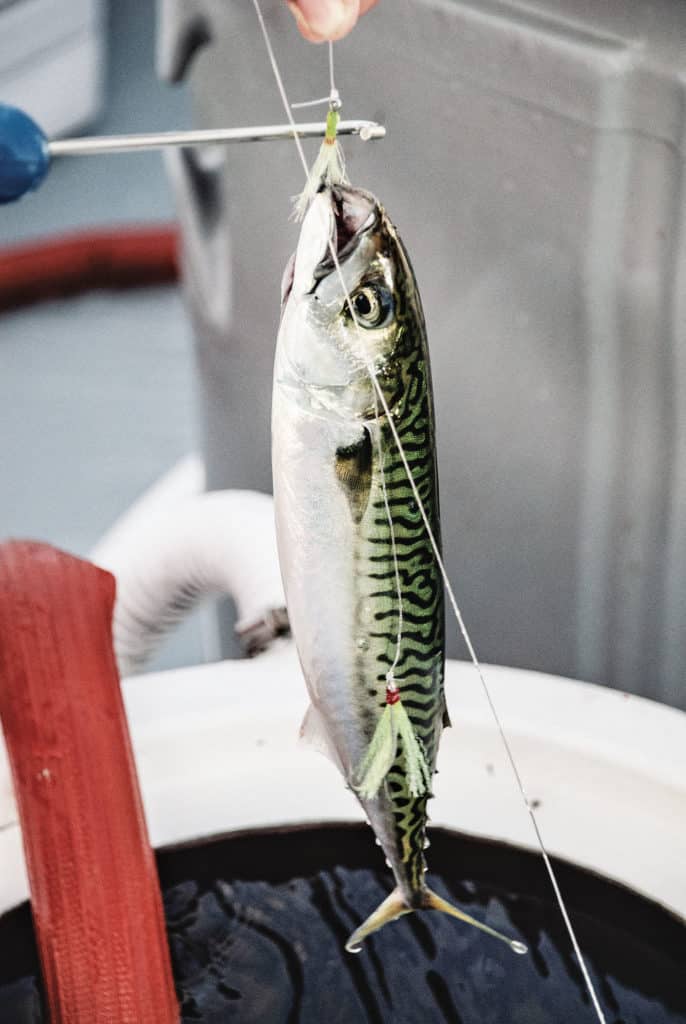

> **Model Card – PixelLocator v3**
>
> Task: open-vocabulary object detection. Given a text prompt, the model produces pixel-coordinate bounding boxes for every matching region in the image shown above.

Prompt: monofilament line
[328,41,340,107]
[345,327,608,1024]
[251,0,401,666]
[250,4,607,1020]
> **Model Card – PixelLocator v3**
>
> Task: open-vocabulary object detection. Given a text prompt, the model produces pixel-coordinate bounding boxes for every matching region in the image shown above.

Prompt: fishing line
[353,331,608,1024]
[327,40,340,107]
[292,44,339,108]
[252,0,404,674]
[251,4,607,1020]
[325,36,403,684]
[290,96,332,108]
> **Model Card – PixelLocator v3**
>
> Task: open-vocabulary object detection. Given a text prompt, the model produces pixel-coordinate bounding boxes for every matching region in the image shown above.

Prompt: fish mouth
[287,187,378,302]
[327,186,377,264]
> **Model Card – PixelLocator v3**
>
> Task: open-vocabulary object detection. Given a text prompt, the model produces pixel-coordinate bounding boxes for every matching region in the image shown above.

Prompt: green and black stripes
[352,215,445,897]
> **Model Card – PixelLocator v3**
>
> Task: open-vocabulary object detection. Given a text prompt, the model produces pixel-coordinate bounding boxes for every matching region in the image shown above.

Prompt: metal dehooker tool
[0,102,385,204]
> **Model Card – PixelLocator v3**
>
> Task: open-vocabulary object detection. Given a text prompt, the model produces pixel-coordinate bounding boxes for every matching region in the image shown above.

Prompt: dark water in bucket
[1,825,685,1023]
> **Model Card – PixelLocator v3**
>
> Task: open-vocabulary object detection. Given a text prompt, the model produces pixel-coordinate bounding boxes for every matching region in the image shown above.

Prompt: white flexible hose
[92,458,287,676]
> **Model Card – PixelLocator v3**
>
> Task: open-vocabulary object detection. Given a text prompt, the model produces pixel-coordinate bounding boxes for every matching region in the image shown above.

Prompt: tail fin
[345,889,411,952]
[345,886,527,955]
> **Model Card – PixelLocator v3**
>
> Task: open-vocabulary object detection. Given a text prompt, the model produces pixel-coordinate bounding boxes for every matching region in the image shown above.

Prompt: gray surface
[0,0,205,671]
[2,0,189,244]
[162,0,686,709]
[0,290,195,553]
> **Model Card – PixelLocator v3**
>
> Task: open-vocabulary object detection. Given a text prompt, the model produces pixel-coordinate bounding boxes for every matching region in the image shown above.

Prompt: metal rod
[48,120,385,157]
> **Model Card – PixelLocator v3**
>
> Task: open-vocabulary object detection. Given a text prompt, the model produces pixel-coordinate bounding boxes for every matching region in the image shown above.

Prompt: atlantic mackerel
[272,185,524,955]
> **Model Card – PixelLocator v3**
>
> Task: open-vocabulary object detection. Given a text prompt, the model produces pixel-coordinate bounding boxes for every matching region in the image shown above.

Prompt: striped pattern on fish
[350,260,445,897]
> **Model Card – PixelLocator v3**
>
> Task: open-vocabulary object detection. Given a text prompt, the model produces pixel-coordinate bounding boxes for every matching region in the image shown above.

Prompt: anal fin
[299,703,344,775]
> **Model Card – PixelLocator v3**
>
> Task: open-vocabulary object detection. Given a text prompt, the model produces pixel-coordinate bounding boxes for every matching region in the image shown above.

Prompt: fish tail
[345,886,528,955]
[422,888,528,954]
[345,888,411,952]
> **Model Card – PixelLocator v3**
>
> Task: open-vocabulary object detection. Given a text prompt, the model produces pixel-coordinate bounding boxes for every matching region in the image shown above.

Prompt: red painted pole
[0,541,179,1023]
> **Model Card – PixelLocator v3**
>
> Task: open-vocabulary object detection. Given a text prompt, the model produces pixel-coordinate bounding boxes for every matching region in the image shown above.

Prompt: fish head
[278,185,412,419]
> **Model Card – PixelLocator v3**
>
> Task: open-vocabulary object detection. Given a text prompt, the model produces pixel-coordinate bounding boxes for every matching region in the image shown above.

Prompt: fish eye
[350,284,393,329]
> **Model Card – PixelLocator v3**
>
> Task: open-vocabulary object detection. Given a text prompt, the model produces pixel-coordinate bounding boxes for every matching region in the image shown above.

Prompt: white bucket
[2,640,684,923]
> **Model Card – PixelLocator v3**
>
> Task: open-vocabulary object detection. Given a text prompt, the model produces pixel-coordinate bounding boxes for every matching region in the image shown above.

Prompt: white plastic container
[2,643,684,923]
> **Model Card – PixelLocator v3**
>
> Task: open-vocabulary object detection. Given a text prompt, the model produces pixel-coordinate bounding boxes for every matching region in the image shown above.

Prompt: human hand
[287,0,379,42]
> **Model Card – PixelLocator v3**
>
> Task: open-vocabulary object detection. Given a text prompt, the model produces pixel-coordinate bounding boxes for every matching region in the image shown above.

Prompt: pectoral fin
[335,429,372,523]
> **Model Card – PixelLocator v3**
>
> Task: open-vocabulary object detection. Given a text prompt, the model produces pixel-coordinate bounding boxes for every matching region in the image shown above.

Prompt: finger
[359,0,379,13]
[287,0,360,42]
[287,3,328,42]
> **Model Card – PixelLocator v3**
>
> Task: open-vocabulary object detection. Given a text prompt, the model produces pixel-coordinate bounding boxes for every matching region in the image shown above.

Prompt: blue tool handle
[0,104,50,204]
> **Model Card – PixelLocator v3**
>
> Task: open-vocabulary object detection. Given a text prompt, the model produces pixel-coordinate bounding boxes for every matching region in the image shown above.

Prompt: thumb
[287,0,360,41]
